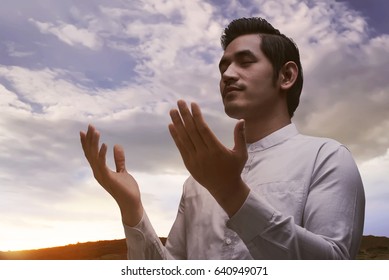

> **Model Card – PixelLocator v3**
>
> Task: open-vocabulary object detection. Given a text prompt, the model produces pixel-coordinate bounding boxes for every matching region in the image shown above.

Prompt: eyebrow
[218,49,257,71]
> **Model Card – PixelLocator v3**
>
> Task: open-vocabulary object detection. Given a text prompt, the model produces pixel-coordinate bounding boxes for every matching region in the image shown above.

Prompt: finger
[95,142,109,179]
[85,124,94,149]
[169,108,195,153]
[80,131,87,154]
[191,102,223,150]
[85,124,97,159]
[113,144,126,173]
[91,127,101,160]
[97,143,114,195]
[233,119,247,159]
[177,100,206,149]
[98,142,108,167]
[168,123,189,160]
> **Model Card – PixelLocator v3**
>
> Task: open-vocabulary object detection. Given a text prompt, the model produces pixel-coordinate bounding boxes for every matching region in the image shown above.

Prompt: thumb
[233,119,247,157]
[113,144,127,172]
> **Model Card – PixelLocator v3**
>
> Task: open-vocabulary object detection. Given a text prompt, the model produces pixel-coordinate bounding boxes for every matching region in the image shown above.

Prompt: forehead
[222,34,263,58]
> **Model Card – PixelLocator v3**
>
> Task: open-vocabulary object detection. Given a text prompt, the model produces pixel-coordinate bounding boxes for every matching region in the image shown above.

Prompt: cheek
[247,72,272,88]
[245,75,262,90]
[219,80,224,93]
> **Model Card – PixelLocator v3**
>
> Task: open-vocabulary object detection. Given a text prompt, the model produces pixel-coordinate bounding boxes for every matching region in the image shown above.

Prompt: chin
[224,104,245,120]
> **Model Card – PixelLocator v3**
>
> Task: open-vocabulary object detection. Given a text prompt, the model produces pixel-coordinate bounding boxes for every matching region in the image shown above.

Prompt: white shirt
[124,123,365,259]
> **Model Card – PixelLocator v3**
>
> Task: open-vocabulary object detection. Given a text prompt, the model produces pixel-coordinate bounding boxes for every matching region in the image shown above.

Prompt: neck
[244,113,291,144]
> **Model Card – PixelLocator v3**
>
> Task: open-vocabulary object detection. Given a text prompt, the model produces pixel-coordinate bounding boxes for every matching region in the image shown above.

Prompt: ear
[279,61,298,91]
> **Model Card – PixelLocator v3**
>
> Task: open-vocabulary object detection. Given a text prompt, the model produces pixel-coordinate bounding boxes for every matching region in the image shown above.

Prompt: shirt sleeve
[123,187,188,260]
[123,211,167,259]
[227,144,365,259]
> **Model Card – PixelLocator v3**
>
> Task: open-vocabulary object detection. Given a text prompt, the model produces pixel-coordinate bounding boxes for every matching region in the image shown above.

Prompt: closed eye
[219,50,257,73]
[236,51,257,67]
[240,60,255,66]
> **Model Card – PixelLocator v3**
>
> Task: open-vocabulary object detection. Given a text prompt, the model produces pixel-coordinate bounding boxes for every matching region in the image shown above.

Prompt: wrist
[119,202,144,227]
[212,178,250,217]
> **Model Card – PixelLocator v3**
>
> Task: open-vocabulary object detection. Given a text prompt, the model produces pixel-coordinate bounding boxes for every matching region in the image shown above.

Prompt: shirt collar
[246,123,299,152]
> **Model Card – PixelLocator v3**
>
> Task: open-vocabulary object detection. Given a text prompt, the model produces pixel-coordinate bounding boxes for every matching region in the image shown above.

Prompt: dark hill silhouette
[358,235,389,259]
[0,238,166,260]
[0,236,387,260]
[0,239,128,260]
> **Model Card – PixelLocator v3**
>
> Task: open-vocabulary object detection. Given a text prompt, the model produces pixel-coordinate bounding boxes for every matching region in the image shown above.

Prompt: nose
[221,63,239,85]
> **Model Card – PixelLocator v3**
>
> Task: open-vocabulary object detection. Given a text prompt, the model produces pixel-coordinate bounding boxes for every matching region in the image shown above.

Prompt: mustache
[222,83,245,96]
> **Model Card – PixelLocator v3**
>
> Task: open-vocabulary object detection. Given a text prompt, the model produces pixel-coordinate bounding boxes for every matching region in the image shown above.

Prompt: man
[80,17,365,259]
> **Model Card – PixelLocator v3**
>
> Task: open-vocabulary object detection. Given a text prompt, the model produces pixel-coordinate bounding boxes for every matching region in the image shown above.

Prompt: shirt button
[225,238,232,245]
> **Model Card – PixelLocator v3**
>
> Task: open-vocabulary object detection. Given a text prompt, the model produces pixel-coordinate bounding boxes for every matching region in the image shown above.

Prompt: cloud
[0,82,32,113]
[5,42,34,58]
[359,149,389,236]
[30,19,102,50]
[98,1,223,99]
[295,32,389,161]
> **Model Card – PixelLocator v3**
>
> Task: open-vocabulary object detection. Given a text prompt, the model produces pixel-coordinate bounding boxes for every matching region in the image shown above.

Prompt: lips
[222,85,243,98]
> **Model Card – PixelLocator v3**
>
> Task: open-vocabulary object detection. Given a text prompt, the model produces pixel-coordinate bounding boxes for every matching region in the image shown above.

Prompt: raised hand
[168,100,250,216]
[80,125,143,226]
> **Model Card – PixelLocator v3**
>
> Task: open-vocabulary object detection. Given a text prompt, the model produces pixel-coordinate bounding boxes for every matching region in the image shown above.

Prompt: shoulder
[294,132,350,157]
[291,132,358,172]
[299,135,362,183]
[295,133,342,147]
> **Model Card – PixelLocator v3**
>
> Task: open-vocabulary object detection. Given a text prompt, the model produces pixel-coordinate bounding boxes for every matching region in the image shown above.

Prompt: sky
[0,0,388,251]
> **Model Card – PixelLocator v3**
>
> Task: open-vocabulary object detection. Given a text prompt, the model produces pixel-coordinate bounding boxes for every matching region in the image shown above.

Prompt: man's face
[219,34,281,121]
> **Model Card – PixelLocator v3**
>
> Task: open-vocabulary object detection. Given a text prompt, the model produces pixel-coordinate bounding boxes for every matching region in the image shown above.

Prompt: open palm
[80,125,143,226]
